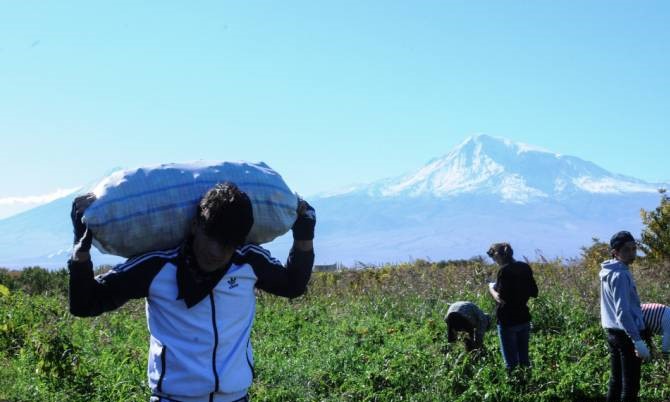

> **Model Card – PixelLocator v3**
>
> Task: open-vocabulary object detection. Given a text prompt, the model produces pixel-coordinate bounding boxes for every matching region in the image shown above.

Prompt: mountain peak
[347,135,660,202]
[455,134,554,159]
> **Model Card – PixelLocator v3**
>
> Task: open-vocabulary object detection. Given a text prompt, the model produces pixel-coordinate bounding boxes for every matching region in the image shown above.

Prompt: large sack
[84,161,298,257]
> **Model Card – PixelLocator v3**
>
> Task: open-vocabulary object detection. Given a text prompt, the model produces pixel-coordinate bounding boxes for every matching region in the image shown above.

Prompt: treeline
[0,266,113,297]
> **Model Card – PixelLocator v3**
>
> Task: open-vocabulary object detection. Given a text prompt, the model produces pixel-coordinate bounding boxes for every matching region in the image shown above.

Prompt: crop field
[1,258,669,402]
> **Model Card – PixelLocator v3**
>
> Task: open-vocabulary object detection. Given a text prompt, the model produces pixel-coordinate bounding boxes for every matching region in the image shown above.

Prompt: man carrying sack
[68,182,316,402]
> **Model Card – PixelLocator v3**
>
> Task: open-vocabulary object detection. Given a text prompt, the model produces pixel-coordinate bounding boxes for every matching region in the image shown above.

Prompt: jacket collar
[176,238,233,308]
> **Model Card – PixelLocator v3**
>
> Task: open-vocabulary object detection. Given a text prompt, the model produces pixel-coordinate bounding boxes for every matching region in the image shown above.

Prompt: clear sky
[1,1,668,218]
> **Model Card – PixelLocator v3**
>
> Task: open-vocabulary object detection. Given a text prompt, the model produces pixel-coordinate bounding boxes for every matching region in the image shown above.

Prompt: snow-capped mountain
[304,135,665,264]
[0,135,665,268]
[343,134,659,202]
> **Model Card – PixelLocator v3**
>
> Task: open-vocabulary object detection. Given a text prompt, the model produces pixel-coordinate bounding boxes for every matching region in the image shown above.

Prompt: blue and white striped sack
[84,161,298,258]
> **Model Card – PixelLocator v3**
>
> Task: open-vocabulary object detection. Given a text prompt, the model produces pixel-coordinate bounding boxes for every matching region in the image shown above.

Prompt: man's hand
[292,199,316,241]
[634,339,651,362]
[71,193,96,258]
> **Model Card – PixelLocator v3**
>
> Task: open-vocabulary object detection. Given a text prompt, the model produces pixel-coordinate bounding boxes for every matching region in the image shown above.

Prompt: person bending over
[445,301,491,353]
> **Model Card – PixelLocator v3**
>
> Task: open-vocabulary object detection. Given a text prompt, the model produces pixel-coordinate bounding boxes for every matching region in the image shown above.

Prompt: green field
[1,258,669,402]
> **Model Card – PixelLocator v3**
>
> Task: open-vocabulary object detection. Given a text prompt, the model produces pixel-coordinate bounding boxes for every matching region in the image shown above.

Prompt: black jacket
[494,260,538,326]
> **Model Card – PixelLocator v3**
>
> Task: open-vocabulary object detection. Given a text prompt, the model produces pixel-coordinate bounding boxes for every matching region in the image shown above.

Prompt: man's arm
[69,254,167,317]
[609,273,651,361]
[248,199,315,298]
[610,273,641,341]
[246,244,314,298]
[68,194,164,316]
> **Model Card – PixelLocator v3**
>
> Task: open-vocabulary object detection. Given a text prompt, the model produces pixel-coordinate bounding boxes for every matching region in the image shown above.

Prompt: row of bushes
[0,265,114,296]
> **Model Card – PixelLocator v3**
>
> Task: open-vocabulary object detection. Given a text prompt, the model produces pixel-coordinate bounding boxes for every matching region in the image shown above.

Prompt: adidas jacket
[68,242,314,402]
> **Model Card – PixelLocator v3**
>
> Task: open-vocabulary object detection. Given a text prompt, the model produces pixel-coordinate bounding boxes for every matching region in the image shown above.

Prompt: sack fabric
[84,161,297,257]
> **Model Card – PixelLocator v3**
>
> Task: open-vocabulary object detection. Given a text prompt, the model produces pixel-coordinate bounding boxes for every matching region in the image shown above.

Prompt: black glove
[292,199,316,241]
[70,193,95,253]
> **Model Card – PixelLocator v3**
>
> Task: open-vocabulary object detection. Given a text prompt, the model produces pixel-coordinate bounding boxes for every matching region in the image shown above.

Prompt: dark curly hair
[196,182,253,246]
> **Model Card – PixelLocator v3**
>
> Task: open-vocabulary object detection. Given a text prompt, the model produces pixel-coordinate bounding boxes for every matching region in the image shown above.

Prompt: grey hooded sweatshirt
[599,259,646,341]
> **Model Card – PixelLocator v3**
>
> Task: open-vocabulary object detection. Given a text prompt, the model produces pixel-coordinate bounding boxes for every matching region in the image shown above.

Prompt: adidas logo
[227,277,239,289]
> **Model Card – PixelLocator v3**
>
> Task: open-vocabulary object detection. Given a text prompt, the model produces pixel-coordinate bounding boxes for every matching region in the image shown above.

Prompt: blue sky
[1,1,668,218]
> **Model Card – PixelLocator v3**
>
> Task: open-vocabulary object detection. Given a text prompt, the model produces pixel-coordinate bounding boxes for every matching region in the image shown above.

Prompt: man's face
[614,241,637,265]
[192,224,236,273]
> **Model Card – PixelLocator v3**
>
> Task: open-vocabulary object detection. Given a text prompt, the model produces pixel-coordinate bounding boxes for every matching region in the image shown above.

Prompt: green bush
[640,188,670,264]
[0,268,19,290]
[579,238,610,271]
[0,266,69,296]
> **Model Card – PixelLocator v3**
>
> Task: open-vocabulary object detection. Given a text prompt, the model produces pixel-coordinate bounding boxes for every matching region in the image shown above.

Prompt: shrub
[579,237,610,271]
[640,188,670,264]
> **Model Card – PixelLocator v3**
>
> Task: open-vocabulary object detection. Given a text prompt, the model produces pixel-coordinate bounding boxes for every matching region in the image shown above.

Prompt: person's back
[495,260,538,327]
[445,301,491,351]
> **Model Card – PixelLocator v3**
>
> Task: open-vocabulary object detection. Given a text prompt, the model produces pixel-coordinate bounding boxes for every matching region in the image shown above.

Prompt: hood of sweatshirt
[599,259,628,279]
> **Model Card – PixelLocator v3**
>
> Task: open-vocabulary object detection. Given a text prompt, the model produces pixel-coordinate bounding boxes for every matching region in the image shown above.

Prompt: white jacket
[69,242,313,402]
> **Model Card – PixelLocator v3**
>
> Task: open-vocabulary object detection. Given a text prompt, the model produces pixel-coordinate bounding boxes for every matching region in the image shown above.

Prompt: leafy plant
[640,188,670,264]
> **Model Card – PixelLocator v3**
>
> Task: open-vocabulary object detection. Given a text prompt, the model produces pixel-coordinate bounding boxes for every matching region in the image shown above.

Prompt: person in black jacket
[68,182,316,402]
[487,242,538,372]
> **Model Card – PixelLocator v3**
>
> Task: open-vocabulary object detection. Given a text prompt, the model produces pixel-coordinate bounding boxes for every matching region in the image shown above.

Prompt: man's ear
[610,248,618,259]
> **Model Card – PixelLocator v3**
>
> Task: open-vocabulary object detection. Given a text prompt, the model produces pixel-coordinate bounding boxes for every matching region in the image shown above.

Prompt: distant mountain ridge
[306,135,664,264]
[0,135,666,268]
[339,135,659,201]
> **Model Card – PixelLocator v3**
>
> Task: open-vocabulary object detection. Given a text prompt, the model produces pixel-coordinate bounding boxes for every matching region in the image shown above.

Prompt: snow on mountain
[345,134,660,203]
[306,134,666,264]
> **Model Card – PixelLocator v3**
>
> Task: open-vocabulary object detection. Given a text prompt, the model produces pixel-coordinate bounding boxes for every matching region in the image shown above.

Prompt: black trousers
[606,329,641,402]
